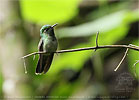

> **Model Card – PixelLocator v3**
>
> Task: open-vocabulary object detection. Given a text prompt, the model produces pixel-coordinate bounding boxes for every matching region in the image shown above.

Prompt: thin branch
[95,31,99,51]
[21,44,139,59]
[114,48,129,71]
[133,60,139,77]
[133,60,139,66]
[23,58,27,74]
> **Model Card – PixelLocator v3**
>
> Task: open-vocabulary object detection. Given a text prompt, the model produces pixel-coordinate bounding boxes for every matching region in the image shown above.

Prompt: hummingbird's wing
[36,39,44,74]
[36,53,54,74]
[36,54,53,74]
[36,39,54,74]
[43,53,54,74]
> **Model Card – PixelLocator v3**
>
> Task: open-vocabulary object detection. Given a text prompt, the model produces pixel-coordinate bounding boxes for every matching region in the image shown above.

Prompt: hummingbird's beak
[51,23,58,28]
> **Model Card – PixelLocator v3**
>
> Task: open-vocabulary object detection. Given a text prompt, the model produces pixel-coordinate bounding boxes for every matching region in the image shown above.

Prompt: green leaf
[56,10,139,38]
[20,0,81,24]
[57,11,127,38]
[97,24,129,45]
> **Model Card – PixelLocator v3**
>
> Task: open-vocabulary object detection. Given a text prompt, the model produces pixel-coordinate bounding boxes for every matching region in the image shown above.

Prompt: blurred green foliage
[20,0,81,24]
[128,40,139,79]
[0,70,3,97]
[20,0,138,98]
[1,0,139,99]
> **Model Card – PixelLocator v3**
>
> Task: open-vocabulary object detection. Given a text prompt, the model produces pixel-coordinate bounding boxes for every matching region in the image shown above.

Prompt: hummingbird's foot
[35,73,42,75]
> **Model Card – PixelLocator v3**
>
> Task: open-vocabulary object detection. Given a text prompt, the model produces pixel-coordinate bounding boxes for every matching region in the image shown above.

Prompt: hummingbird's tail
[36,53,54,74]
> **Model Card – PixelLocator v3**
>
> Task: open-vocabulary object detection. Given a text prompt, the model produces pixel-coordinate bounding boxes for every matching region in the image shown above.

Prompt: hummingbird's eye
[43,29,47,33]
[44,27,51,32]
[43,28,48,33]
[42,26,52,33]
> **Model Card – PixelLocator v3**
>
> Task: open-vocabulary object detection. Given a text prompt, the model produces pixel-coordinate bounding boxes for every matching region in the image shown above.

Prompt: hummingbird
[36,24,58,75]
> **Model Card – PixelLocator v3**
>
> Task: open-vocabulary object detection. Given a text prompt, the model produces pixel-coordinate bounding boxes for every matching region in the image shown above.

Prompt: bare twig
[21,44,139,59]
[95,31,99,51]
[114,48,129,71]
[133,60,139,66]
[23,58,27,74]
[133,60,139,77]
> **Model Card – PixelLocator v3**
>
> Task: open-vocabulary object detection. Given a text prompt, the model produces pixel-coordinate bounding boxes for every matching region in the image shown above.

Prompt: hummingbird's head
[40,23,58,36]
